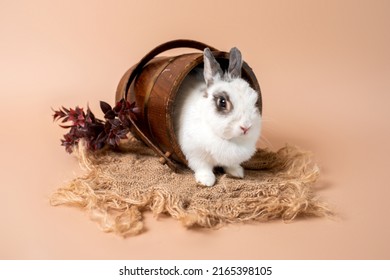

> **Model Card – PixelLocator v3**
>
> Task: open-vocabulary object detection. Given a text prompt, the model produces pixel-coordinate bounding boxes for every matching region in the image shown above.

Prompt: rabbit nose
[240,126,250,134]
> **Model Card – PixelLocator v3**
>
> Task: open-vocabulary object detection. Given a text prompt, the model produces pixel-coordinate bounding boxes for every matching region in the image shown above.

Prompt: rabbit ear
[203,48,223,87]
[228,47,242,79]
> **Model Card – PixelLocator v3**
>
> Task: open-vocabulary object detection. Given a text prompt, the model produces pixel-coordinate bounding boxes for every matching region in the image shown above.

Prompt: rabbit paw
[195,171,216,187]
[224,165,244,178]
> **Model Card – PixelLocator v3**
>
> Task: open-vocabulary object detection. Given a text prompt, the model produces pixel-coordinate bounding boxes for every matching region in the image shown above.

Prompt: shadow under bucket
[115,40,262,171]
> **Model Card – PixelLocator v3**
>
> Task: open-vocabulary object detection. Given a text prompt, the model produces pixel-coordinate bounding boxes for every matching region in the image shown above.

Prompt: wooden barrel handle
[124,39,218,97]
[124,40,218,172]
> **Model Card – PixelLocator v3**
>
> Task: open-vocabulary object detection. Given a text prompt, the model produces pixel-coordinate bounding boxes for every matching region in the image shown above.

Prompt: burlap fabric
[51,138,332,237]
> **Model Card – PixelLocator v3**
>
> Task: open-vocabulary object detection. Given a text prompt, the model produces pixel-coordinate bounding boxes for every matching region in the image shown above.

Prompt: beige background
[1,0,389,259]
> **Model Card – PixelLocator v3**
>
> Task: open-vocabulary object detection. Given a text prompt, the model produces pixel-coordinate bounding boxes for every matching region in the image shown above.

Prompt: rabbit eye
[218,97,227,109]
[213,91,233,114]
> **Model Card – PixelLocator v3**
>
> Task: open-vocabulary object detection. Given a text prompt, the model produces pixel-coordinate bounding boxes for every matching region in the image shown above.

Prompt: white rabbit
[174,47,261,186]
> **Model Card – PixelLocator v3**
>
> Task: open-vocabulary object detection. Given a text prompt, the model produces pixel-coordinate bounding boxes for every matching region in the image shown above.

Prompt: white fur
[174,52,261,186]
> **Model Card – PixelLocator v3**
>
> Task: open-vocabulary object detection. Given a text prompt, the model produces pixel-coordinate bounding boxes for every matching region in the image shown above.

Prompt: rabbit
[174,47,261,186]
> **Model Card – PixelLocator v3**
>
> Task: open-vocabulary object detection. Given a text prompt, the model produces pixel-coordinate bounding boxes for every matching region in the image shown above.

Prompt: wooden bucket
[115,40,262,172]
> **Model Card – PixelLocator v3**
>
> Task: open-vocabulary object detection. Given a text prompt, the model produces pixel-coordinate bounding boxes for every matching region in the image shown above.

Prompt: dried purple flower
[53,99,137,153]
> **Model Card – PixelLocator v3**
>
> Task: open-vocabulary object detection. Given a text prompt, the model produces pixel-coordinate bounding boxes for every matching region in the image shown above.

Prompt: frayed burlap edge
[50,138,333,237]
